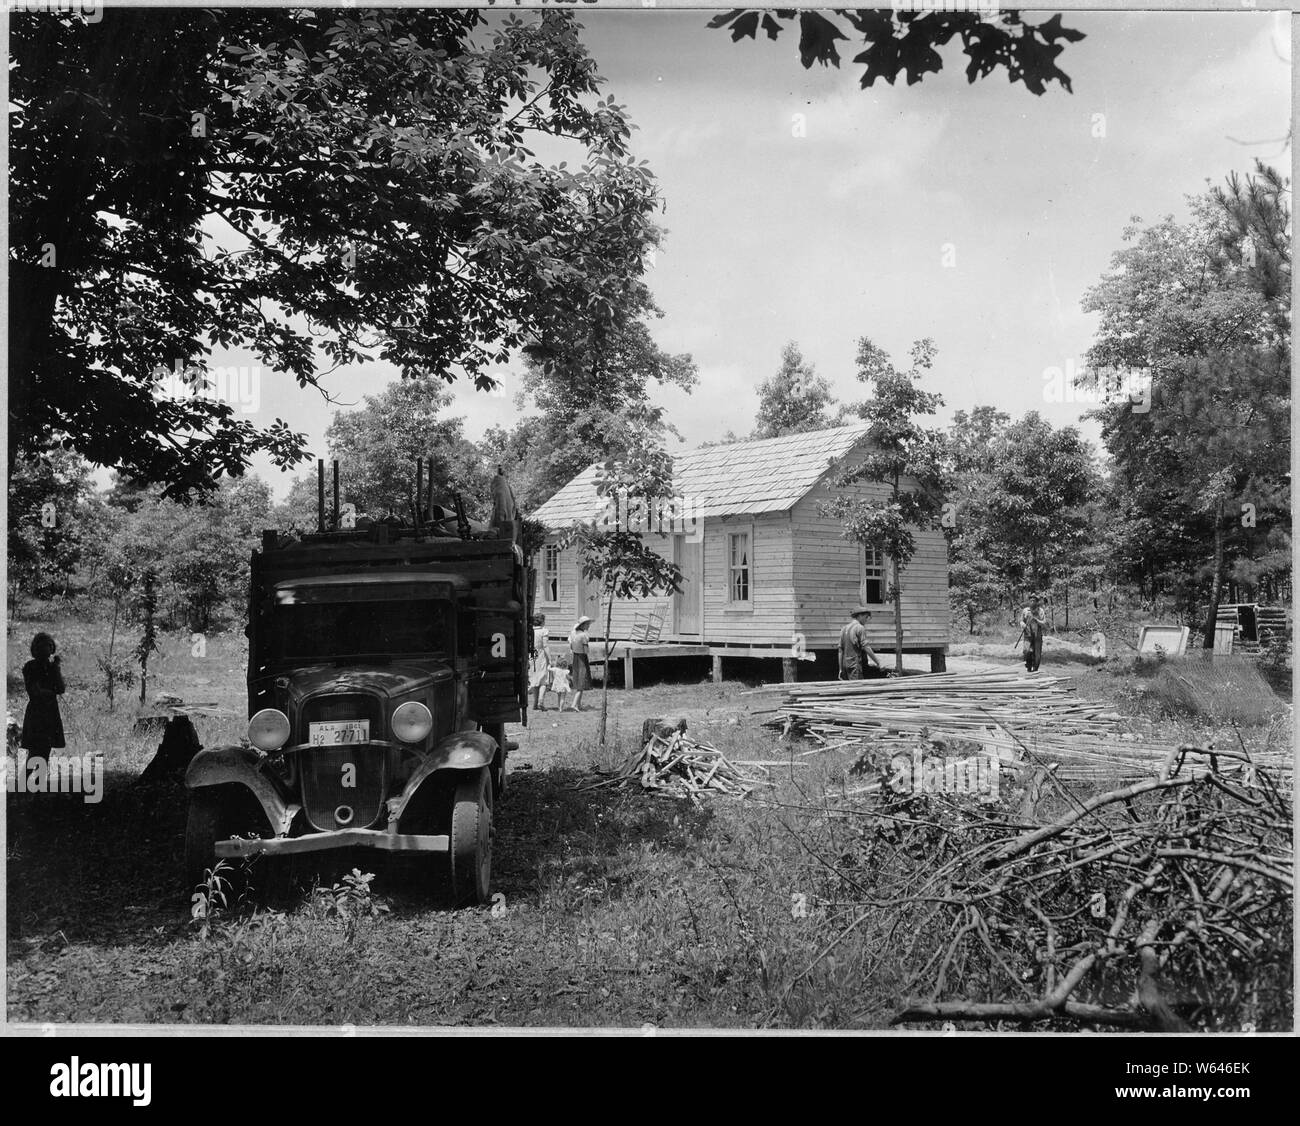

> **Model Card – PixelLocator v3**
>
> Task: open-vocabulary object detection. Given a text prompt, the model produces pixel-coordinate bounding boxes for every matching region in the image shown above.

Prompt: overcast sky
[224,7,1292,500]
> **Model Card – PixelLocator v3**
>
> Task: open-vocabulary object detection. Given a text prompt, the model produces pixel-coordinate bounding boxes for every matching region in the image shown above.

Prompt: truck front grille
[299,694,387,832]
[300,745,388,832]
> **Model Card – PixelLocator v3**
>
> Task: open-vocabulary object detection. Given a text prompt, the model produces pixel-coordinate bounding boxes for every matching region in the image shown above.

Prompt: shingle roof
[532,423,871,530]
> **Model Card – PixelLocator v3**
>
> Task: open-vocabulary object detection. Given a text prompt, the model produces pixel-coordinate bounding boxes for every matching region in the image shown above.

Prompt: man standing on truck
[839,606,883,680]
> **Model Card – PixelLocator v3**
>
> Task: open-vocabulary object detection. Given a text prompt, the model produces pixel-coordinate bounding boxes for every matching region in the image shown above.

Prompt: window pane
[542,544,560,601]
[268,600,451,660]
[728,531,751,603]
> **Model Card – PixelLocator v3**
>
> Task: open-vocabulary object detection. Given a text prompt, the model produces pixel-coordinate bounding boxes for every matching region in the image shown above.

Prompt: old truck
[184,463,527,905]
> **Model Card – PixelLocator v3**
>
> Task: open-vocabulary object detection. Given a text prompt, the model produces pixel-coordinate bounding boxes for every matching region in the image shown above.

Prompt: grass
[1076,651,1289,729]
[7,735,829,1026]
[6,606,1291,1028]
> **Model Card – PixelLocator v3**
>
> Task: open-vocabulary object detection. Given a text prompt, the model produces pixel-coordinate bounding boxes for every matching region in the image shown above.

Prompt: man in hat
[839,606,883,680]
[566,614,594,711]
[1019,594,1046,673]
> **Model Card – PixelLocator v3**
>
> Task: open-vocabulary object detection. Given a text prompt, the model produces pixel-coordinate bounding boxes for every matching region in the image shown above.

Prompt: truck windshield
[265,599,453,661]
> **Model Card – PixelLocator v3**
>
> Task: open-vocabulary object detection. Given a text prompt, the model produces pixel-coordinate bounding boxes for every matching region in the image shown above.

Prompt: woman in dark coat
[21,632,66,762]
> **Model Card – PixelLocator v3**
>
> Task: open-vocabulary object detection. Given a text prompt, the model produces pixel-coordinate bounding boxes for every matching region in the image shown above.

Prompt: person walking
[1019,595,1046,672]
[528,613,551,711]
[838,605,883,680]
[566,614,594,712]
[21,632,66,779]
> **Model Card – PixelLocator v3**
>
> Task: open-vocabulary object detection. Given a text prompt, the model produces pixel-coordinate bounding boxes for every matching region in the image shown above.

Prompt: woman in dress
[527,613,551,711]
[566,614,593,712]
[22,632,66,773]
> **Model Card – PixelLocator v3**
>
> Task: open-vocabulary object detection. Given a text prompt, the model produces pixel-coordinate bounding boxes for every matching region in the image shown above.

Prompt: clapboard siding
[535,515,800,645]
[531,428,949,656]
[533,544,591,631]
[791,456,948,650]
[700,512,797,644]
[533,538,682,641]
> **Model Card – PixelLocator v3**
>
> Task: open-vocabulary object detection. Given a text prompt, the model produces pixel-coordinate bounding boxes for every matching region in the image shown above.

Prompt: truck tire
[185,788,285,903]
[480,722,507,800]
[185,793,229,901]
[443,768,493,907]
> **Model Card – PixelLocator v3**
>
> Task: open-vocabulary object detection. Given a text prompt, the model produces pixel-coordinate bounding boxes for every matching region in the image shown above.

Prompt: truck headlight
[391,701,433,744]
[248,708,291,751]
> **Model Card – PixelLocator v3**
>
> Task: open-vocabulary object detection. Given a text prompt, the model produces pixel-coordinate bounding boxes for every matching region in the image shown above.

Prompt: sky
[200,6,1293,500]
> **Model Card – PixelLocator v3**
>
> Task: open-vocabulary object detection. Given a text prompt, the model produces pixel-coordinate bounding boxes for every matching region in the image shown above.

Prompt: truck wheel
[185,789,283,902]
[444,769,493,907]
[185,793,228,899]
[481,722,507,801]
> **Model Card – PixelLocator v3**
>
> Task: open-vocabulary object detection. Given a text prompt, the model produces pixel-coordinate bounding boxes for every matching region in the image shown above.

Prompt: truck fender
[389,731,498,823]
[184,744,296,837]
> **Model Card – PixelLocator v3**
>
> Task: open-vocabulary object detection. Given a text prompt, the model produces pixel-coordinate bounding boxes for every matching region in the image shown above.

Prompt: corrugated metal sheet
[532,423,871,530]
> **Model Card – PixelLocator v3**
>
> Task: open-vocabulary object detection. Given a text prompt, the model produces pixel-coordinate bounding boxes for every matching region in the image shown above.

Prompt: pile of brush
[886,744,1294,1031]
[582,721,766,804]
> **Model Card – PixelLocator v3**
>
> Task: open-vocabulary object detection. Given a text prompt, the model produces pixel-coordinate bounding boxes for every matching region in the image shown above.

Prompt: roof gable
[532,423,871,529]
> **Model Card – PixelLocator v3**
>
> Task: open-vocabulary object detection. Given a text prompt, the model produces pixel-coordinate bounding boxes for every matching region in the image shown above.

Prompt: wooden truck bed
[248,535,527,724]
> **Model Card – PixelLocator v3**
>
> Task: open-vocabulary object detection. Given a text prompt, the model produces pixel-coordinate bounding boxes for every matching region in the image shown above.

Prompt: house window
[863,545,888,605]
[727,530,751,604]
[541,544,559,603]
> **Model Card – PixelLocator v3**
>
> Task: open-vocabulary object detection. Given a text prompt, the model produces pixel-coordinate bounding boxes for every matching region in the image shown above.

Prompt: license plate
[308,720,370,746]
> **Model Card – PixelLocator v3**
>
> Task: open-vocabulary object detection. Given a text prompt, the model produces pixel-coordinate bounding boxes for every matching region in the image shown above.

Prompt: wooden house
[530,423,950,682]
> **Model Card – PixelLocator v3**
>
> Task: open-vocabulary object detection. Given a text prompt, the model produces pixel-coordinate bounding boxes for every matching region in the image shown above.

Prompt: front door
[673,535,703,636]
[575,563,602,634]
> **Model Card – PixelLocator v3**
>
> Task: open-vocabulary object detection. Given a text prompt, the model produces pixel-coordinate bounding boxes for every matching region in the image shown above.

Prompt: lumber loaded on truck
[184,459,528,906]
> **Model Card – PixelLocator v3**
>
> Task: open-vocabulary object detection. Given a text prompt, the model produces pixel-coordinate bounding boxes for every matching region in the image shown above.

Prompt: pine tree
[752,342,840,438]
[1082,165,1290,647]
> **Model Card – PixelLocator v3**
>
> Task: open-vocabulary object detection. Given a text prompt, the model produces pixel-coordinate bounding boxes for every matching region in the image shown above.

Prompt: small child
[541,666,571,711]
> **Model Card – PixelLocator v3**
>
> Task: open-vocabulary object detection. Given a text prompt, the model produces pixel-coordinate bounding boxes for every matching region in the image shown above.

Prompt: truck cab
[184,502,527,906]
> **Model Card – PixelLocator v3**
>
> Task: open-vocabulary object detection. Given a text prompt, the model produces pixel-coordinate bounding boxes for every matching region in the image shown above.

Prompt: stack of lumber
[758,671,1292,782]
[761,671,1120,740]
[584,729,766,802]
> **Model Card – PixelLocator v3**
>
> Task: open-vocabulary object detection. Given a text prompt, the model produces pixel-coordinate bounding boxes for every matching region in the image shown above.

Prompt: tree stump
[641,716,687,745]
[137,715,202,786]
